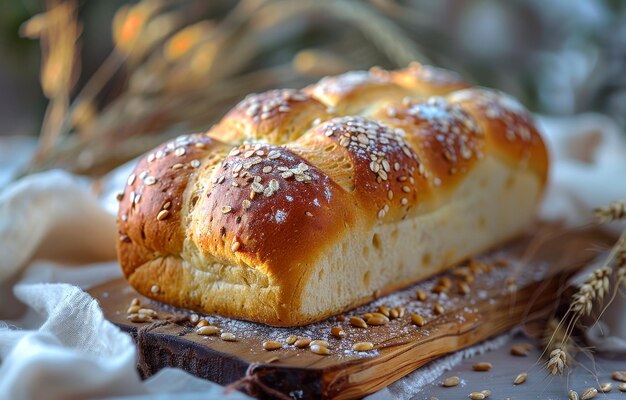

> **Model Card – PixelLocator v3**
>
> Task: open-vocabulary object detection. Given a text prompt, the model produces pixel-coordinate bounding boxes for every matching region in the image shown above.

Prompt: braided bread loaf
[116,63,548,326]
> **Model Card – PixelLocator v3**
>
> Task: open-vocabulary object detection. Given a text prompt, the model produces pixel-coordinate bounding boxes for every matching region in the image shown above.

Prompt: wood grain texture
[89,225,611,399]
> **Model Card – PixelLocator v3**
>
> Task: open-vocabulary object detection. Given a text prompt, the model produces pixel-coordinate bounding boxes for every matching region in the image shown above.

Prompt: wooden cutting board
[88,224,610,399]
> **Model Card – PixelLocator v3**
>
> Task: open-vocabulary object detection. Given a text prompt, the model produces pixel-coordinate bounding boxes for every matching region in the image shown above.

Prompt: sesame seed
[370,161,380,173]
[144,176,157,186]
[251,182,264,193]
[331,326,345,338]
[150,284,160,294]
[402,186,411,193]
[286,335,298,345]
[222,206,232,214]
[310,340,329,347]
[197,326,220,336]
[163,201,171,210]
[190,159,201,168]
[220,332,237,342]
[294,338,311,348]
[263,166,272,173]
[127,174,136,186]
[128,313,152,323]
[127,305,140,314]
[349,316,367,328]
[411,313,426,326]
[443,376,460,387]
[231,241,240,252]
[366,315,388,326]
[382,160,390,172]
[353,342,374,352]
[263,341,283,351]
[401,198,408,205]
[268,150,281,159]
[172,163,184,170]
[138,308,157,318]
[310,344,331,355]
[175,147,186,156]
[156,210,169,220]
[242,200,251,209]
[472,362,492,371]
[357,134,369,145]
[433,303,444,315]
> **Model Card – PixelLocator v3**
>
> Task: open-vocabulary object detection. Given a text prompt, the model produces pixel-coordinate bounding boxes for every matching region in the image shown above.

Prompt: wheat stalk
[571,267,612,316]
[547,347,567,375]
[595,201,626,223]
[542,318,575,375]
[543,200,626,377]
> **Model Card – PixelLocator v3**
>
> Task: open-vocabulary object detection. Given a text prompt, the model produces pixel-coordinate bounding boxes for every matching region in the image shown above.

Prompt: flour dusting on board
[145,251,549,363]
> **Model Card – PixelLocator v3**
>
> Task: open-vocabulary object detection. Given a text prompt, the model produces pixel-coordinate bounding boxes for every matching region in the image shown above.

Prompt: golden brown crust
[375,96,484,194]
[293,116,429,220]
[208,89,331,145]
[304,69,410,114]
[390,62,471,96]
[192,143,354,275]
[117,134,228,278]
[116,63,550,326]
[448,88,549,185]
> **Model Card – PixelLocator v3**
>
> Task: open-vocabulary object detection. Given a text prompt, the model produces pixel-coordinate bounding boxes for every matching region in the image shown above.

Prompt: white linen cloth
[1,112,625,400]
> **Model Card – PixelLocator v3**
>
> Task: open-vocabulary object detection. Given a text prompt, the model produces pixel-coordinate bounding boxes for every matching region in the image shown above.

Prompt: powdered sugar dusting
[147,248,552,363]
[275,209,287,223]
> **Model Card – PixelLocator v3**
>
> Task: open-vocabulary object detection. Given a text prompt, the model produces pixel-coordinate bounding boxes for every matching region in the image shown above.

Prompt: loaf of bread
[116,63,548,326]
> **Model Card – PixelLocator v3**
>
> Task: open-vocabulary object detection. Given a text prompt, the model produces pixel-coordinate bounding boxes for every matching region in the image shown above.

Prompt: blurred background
[1,0,625,179]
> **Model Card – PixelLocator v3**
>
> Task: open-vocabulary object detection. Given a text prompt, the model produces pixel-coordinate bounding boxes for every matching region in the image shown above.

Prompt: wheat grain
[594,201,626,223]
[571,267,611,315]
[581,387,597,399]
[513,372,527,385]
[547,348,567,375]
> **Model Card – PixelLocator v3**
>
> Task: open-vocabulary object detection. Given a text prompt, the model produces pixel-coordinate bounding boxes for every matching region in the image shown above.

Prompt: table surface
[413,333,625,400]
